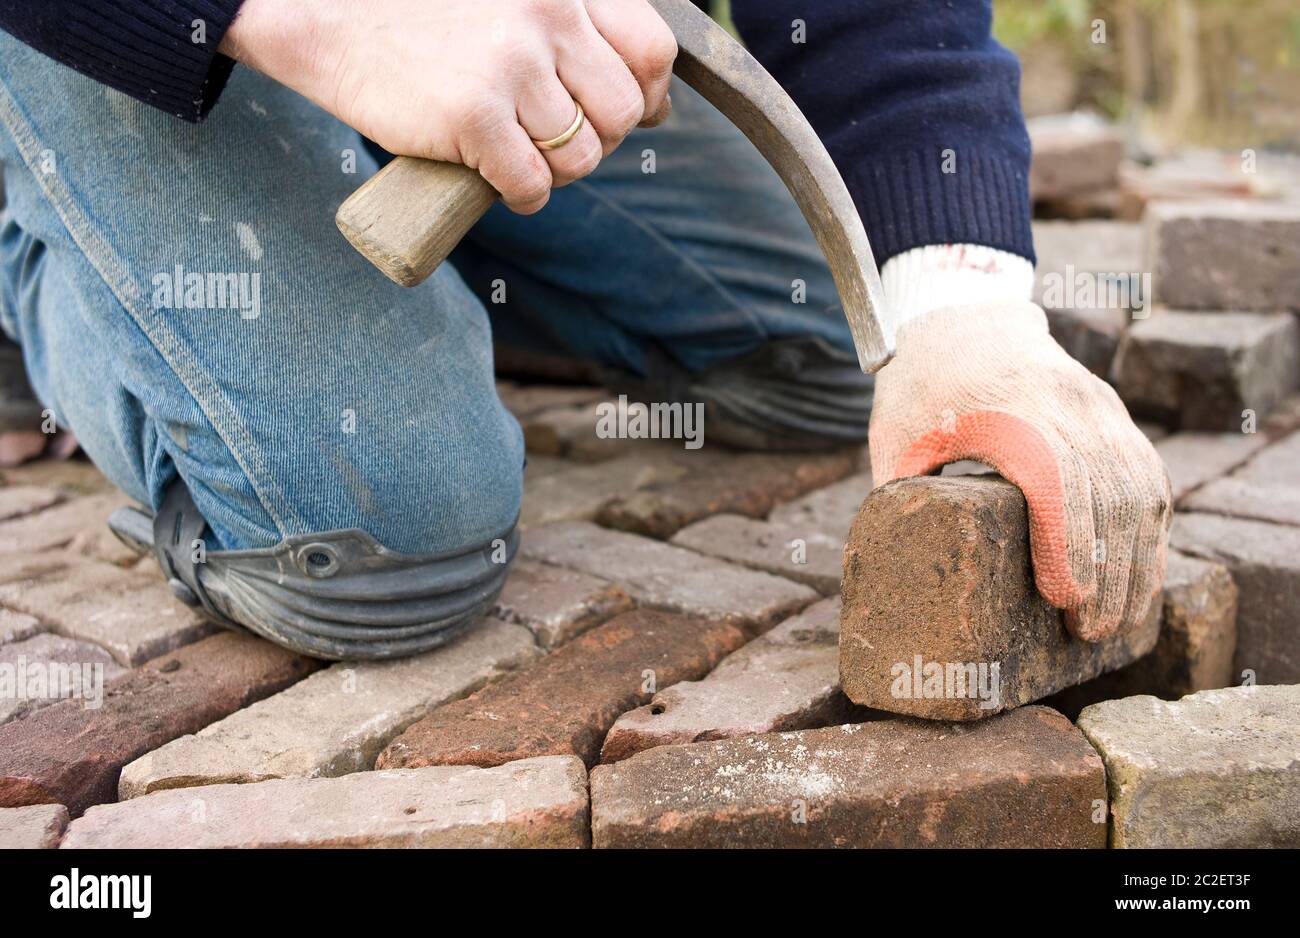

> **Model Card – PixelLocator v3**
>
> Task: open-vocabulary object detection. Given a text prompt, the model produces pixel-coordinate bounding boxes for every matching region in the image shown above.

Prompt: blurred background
[998,0,1300,152]
[699,0,1300,153]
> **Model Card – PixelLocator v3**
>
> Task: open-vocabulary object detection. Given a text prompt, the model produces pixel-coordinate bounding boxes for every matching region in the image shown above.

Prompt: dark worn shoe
[601,336,873,451]
[0,337,43,431]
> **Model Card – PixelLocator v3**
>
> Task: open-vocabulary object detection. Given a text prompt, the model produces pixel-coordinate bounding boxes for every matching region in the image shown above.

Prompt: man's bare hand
[221,0,677,213]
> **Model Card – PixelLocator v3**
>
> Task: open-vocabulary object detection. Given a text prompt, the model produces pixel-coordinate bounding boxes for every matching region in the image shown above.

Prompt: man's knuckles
[524,0,587,32]
[619,24,677,90]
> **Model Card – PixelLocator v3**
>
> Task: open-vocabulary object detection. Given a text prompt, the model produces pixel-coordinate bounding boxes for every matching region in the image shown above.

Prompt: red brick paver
[377,609,750,770]
[66,756,589,849]
[0,632,318,816]
[591,707,1106,848]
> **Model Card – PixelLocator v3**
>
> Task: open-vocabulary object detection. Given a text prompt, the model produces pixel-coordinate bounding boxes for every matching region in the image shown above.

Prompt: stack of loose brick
[1113,200,1300,433]
[1028,121,1300,441]
[1029,120,1273,221]
[1028,113,1126,218]
[1033,160,1300,728]
[1033,219,1143,378]
[1099,193,1300,697]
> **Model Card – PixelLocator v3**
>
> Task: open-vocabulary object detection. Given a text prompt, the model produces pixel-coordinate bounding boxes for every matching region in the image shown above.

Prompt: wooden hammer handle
[335,156,497,288]
[330,0,892,378]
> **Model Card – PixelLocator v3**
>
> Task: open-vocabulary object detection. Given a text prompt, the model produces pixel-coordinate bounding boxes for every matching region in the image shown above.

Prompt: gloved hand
[868,299,1173,641]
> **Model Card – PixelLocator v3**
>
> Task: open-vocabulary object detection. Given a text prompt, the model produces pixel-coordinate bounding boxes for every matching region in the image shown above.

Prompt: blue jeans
[0,35,866,656]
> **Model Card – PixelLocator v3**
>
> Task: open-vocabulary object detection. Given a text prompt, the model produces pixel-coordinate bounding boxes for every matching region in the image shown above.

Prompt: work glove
[871,247,1173,641]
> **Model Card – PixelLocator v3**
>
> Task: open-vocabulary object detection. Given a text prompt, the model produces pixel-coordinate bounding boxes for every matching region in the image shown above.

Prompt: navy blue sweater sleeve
[0,0,244,122]
[732,0,1034,264]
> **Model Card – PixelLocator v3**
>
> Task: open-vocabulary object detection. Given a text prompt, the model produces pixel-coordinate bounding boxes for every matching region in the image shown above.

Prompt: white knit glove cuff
[880,244,1035,331]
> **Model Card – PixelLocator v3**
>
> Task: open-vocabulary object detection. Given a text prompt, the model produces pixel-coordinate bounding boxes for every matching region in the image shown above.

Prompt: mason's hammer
[335,0,894,374]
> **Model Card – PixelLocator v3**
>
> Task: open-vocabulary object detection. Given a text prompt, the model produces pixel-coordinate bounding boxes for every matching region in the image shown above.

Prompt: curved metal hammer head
[647,0,894,373]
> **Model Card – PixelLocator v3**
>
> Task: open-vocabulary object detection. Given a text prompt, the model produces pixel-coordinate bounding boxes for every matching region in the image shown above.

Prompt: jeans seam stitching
[0,76,302,537]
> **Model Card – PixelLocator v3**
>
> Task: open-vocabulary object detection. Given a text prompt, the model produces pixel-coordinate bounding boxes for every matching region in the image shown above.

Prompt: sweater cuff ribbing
[849,148,1036,268]
[61,0,245,122]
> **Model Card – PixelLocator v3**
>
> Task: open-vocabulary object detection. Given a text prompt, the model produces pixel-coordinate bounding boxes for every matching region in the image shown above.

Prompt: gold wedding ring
[532,101,585,151]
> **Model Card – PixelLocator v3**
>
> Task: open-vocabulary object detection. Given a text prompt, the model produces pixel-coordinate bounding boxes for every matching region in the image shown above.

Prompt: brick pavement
[2,149,1297,848]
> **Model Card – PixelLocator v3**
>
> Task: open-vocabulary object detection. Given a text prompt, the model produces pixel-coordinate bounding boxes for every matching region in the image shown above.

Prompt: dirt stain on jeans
[330,446,383,524]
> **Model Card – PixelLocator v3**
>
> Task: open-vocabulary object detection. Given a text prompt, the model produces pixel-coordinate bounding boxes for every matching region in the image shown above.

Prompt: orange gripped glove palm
[868,300,1173,641]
